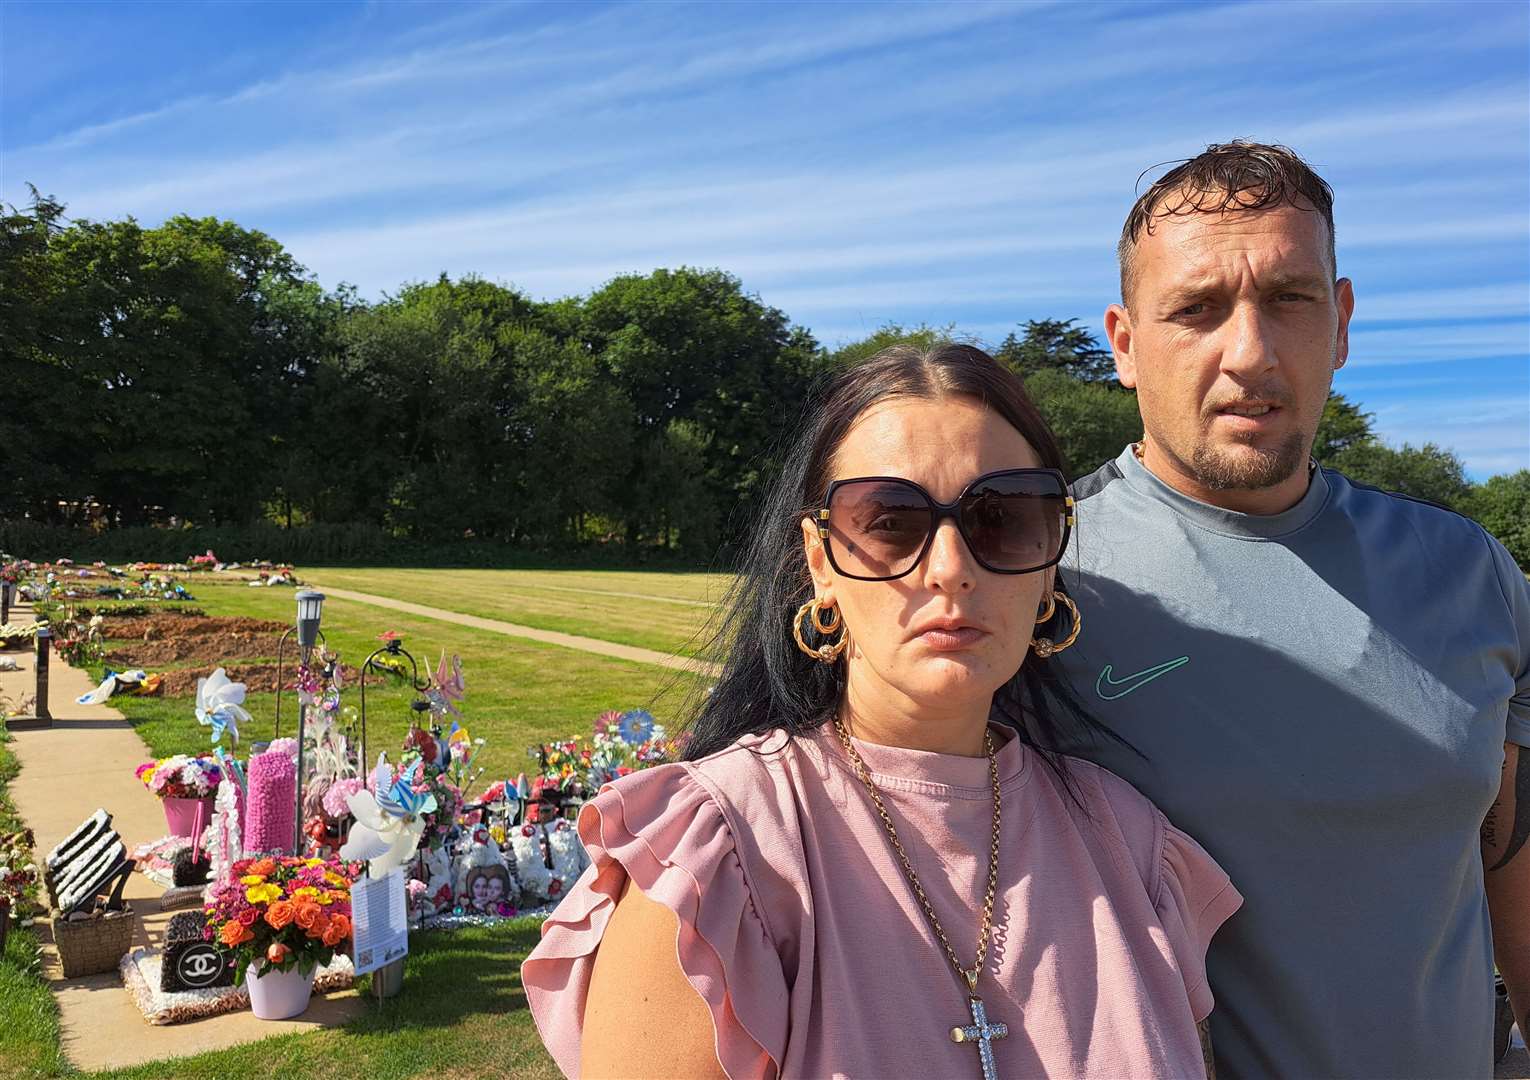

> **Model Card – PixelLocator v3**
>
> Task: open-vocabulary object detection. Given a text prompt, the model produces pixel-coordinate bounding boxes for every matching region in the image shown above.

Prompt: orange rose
[321,914,350,948]
[219,920,254,947]
[264,900,296,929]
[267,942,289,965]
[293,901,323,931]
[305,913,329,940]
[249,858,276,877]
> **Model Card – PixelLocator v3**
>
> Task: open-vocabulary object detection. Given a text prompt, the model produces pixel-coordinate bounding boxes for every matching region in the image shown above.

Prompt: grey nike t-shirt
[1051,445,1530,1080]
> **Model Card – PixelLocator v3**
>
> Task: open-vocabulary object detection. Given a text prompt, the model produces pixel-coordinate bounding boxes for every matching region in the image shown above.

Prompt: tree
[1311,392,1375,463]
[994,319,1115,382]
[1329,441,1472,509]
[579,268,821,551]
[1463,471,1530,571]
[1023,369,1142,479]
[823,322,958,369]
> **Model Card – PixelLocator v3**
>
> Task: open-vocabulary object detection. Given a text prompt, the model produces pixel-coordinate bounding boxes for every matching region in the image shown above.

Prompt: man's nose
[1220,301,1278,378]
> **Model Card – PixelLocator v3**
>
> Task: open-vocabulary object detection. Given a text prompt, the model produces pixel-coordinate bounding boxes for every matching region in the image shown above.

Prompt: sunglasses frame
[814,467,1075,582]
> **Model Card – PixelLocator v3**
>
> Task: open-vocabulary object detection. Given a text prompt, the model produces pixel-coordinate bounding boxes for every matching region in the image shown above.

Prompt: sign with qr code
[350,869,409,977]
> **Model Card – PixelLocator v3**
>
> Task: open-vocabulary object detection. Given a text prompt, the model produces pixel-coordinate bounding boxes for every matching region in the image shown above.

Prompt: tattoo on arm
[1487,752,1530,872]
[1198,1018,1216,1080]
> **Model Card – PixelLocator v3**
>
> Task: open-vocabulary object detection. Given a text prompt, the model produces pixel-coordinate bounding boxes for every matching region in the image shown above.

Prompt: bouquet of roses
[136,755,222,799]
[203,855,360,982]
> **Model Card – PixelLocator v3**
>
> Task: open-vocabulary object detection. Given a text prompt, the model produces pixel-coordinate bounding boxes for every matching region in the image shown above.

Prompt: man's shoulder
[1070,456,1128,503]
[1322,466,1493,551]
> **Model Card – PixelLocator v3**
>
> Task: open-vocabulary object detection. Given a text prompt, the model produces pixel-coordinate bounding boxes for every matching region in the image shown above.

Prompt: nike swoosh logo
[1096,656,1190,701]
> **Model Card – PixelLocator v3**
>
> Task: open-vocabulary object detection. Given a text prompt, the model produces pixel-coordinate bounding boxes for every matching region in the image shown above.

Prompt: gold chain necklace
[831,717,1009,1080]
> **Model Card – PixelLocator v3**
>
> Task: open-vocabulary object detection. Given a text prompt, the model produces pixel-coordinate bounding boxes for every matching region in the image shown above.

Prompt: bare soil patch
[101,613,287,640]
[153,662,384,696]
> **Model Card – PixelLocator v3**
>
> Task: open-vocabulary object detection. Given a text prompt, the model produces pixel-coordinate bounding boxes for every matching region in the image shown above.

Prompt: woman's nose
[922,518,976,593]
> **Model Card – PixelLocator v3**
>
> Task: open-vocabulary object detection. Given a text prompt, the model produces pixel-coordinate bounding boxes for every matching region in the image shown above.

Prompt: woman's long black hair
[680,343,1124,785]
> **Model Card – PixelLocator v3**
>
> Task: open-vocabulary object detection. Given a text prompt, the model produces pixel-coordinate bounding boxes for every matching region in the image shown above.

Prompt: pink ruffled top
[522,725,1242,1079]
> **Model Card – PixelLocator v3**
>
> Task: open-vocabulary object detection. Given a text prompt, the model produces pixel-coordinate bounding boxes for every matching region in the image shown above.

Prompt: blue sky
[3,0,1527,478]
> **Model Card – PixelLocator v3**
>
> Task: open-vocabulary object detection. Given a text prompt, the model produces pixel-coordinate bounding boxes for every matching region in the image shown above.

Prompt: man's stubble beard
[1188,429,1308,491]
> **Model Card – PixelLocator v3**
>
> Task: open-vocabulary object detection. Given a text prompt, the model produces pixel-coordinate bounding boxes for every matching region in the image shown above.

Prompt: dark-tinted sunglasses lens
[958,472,1067,572]
[826,480,932,579]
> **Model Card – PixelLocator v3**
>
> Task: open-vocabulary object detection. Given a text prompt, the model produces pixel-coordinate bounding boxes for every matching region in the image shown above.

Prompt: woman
[523,344,1241,1079]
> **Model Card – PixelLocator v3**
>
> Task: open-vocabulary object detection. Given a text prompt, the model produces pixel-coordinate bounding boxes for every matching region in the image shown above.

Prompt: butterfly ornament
[340,757,438,879]
[195,667,252,745]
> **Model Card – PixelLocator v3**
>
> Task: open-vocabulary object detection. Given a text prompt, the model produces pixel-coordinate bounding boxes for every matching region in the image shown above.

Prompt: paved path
[309,583,722,679]
[1,603,363,1073]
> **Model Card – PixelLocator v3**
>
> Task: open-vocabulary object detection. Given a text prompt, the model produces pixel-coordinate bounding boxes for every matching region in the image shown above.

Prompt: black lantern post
[274,591,326,853]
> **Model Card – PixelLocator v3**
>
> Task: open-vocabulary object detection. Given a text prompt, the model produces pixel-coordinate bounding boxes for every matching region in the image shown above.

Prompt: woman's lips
[917,626,987,651]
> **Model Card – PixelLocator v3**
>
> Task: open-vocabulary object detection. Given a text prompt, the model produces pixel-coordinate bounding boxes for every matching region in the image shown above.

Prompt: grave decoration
[77,668,163,704]
[136,755,222,840]
[201,853,360,1019]
[161,909,236,993]
[44,809,136,977]
[0,827,38,956]
[244,749,297,854]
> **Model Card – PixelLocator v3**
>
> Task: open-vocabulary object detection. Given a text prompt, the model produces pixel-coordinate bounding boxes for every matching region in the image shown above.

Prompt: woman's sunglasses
[814,468,1074,581]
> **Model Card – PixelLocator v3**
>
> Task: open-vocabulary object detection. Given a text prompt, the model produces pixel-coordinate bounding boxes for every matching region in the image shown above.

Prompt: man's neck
[1134,440,1314,516]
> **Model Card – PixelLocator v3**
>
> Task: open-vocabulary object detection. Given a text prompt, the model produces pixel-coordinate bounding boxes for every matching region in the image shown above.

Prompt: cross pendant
[949,994,1008,1080]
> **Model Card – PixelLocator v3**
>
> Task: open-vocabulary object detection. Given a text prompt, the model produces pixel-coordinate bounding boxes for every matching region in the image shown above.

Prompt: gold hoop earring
[812,601,841,635]
[1031,592,1081,658]
[1035,593,1056,625]
[794,598,849,663]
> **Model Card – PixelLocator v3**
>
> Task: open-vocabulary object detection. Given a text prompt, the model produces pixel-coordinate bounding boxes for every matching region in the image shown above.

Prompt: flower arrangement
[51,613,104,666]
[0,828,38,907]
[136,755,223,799]
[203,855,359,981]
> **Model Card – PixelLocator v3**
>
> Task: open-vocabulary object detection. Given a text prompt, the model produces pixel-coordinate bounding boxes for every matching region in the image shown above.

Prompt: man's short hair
[1117,140,1336,303]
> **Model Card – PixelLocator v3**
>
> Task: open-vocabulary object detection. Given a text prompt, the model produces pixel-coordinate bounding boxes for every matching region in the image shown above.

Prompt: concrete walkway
[309,583,722,678]
[1,603,364,1073]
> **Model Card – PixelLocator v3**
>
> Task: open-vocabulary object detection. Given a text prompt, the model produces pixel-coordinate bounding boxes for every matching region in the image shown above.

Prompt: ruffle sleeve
[521,764,788,1079]
[1154,817,1243,1022]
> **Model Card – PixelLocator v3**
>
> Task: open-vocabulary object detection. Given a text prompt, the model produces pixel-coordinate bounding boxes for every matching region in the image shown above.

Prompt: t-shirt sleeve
[1486,531,1530,748]
[1154,815,1243,1023]
[520,764,788,1080]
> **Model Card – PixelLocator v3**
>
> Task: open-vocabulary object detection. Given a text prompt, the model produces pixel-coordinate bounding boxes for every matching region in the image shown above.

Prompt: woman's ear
[800,515,835,597]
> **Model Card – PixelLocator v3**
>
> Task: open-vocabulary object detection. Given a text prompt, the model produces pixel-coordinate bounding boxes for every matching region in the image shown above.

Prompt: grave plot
[96,613,384,694]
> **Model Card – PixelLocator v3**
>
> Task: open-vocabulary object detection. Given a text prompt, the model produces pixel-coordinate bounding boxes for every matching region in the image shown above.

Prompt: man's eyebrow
[1263,271,1331,293]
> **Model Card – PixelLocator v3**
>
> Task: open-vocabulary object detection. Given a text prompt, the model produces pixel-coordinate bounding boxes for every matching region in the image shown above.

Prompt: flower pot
[246,961,317,1020]
[162,796,215,839]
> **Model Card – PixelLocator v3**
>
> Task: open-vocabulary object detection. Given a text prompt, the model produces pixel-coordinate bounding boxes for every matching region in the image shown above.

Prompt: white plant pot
[246,961,316,1020]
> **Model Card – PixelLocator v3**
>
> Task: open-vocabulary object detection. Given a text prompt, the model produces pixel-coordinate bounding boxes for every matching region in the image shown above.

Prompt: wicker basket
[53,905,136,978]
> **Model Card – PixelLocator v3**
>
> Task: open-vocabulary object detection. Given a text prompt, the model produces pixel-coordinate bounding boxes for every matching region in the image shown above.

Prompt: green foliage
[4,196,1523,570]
[1463,471,1530,570]
[1330,441,1473,509]
[1311,392,1376,463]
[823,322,958,368]
[994,318,1116,382]
[1023,369,1141,479]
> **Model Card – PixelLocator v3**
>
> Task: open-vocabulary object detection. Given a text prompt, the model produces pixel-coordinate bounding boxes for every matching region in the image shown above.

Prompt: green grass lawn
[104,577,702,782]
[303,566,734,657]
[3,567,733,1078]
[89,920,558,1080]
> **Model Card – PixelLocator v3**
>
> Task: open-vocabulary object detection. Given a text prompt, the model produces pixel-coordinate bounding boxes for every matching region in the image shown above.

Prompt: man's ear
[1333,277,1355,370]
[800,515,834,596]
[1105,303,1137,388]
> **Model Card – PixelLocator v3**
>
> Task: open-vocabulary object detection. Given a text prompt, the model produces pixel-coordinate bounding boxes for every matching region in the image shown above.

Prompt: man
[1051,141,1530,1078]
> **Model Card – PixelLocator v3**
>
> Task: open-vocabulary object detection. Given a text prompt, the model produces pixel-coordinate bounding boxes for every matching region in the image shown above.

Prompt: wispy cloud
[3,0,1526,476]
